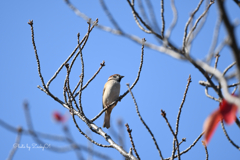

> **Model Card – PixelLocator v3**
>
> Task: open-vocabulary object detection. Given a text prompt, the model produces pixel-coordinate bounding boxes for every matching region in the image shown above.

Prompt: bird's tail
[103,113,110,129]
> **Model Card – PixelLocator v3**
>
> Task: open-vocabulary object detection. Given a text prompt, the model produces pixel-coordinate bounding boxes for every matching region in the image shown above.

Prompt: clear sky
[0,0,239,160]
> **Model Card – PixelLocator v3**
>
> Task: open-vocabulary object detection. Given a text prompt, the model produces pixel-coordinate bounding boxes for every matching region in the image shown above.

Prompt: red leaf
[53,111,65,123]
[219,99,237,124]
[203,109,222,145]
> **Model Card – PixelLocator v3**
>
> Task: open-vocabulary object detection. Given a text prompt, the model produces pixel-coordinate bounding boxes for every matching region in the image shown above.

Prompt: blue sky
[1,0,239,159]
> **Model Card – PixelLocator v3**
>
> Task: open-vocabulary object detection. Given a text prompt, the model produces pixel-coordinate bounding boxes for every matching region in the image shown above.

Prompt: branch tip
[161,109,166,117]
[17,127,23,133]
[28,20,33,26]
[100,60,105,66]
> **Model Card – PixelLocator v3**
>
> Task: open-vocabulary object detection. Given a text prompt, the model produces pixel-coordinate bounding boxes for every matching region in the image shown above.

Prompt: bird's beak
[120,75,124,79]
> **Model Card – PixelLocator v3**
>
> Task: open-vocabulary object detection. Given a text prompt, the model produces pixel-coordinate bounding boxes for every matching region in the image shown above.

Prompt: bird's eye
[113,76,116,78]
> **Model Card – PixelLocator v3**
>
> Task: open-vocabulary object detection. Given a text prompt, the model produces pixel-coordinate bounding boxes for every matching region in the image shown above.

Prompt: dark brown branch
[217,0,240,82]
[175,75,192,135]
[171,75,191,159]
[220,121,240,150]
[125,123,141,160]
[160,0,165,36]
[28,20,46,90]
[161,110,180,160]
[126,0,163,39]
[202,141,209,160]
[165,132,204,160]
[127,84,164,160]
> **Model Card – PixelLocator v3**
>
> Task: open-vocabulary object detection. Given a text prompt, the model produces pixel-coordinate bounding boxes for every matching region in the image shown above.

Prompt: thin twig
[144,0,161,34]
[188,0,211,47]
[171,75,191,159]
[127,84,164,160]
[137,0,151,27]
[165,132,204,160]
[74,61,105,98]
[160,0,165,37]
[202,141,209,160]
[175,75,192,136]
[186,1,214,45]
[212,53,220,78]
[166,0,178,38]
[125,123,141,160]
[205,87,221,102]
[206,16,222,64]
[28,20,46,89]
[161,110,180,160]
[182,0,204,50]
[129,0,152,33]
[220,121,240,150]
[46,19,98,89]
[99,0,123,33]
[223,62,236,76]
[126,0,164,39]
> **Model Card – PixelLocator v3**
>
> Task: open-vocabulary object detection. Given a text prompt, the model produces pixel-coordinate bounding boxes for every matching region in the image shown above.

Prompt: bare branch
[166,0,178,38]
[217,0,240,82]
[128,0,152,34]
[161,110,180,160]
[204,87,221,102]
[46,19,98,89]
[202,141,209,160]
[144,0,162,34]
[126,0,163,39]
[223,62,236,76]
[196,60,240,110]
[70,109,111,148]
[28,20,46,90]
[186,1,214,46]
[175,75,192,136]
[99,0,123,33]
[127,84,164,160]
[206,16,222,64]
[165,132,204,160]
[182,0,204,50]
[160,0,165,36]
[220,121,240,150]
[125,123,141,160]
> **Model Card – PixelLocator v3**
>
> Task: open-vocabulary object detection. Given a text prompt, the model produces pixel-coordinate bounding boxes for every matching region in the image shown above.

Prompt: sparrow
[102,74,124,129]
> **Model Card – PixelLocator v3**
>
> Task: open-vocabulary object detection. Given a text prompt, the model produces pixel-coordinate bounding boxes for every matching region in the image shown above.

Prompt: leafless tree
[1,0,240,160]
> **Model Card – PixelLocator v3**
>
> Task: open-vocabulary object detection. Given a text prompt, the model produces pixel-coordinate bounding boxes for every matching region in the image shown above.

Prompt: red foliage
[53,111,66,123]
[203,97,238,145]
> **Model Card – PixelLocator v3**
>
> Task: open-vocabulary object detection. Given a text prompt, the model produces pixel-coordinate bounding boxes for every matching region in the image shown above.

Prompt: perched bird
[102,74,124,129]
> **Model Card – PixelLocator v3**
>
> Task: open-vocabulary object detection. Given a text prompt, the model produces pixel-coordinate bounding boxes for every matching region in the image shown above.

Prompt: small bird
[102,74,124,129]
